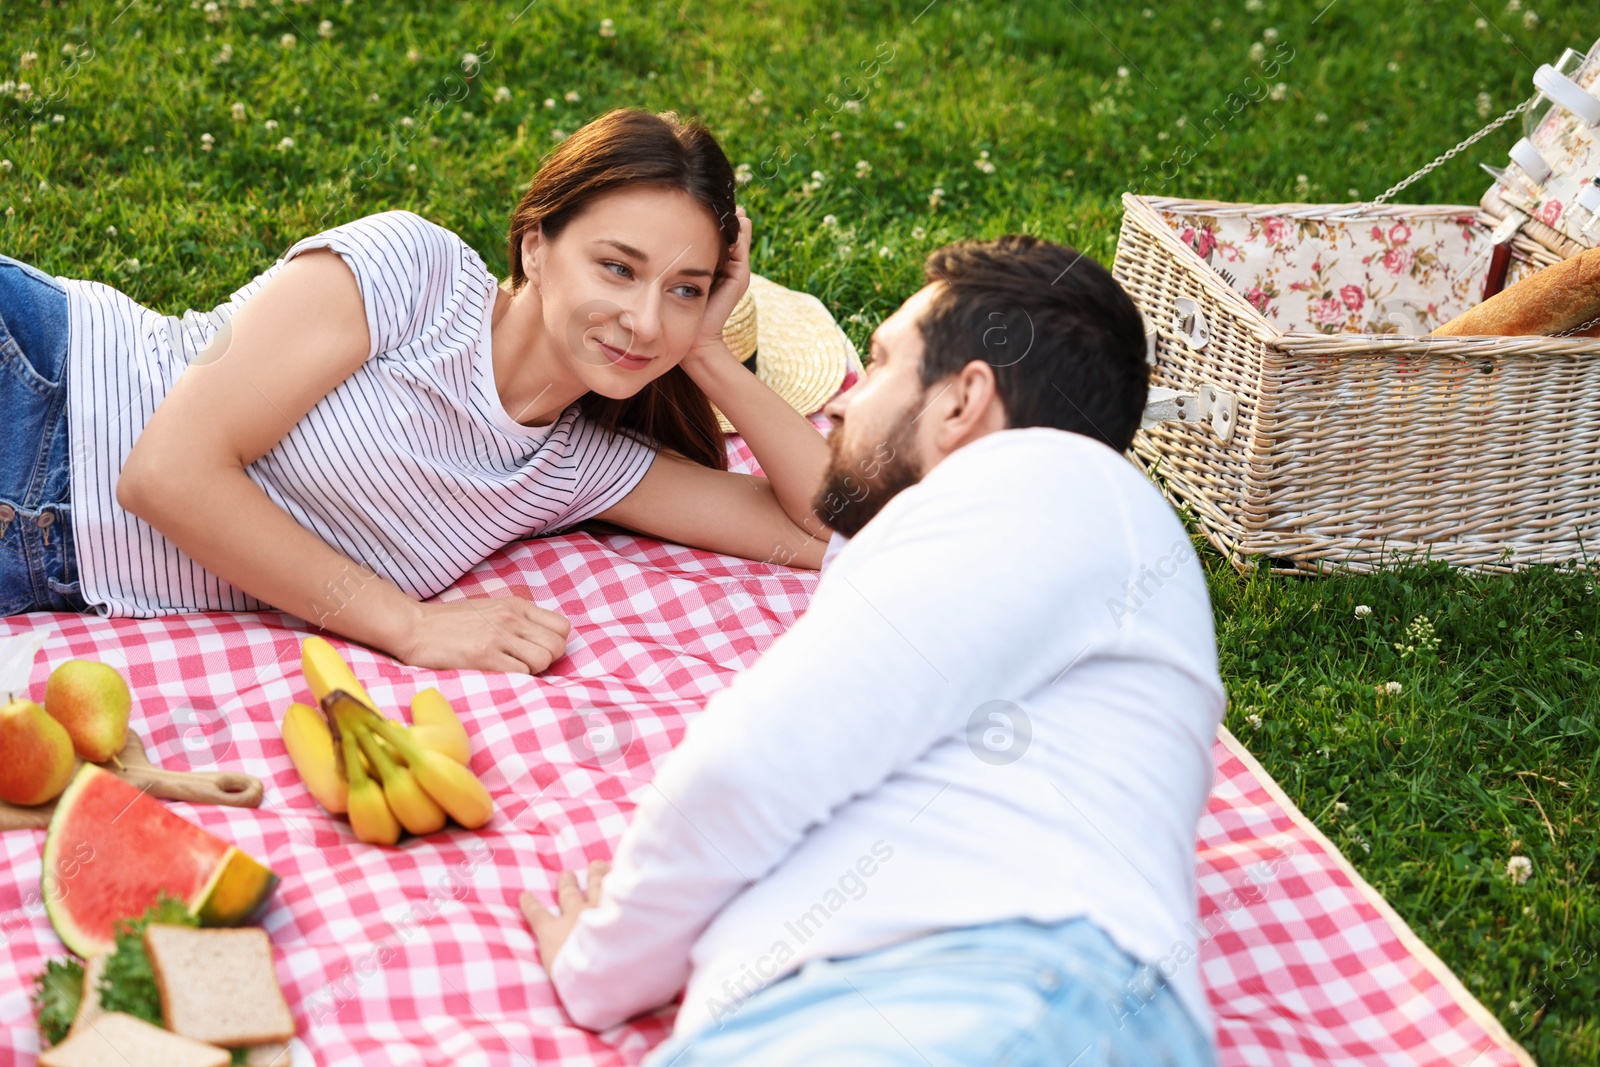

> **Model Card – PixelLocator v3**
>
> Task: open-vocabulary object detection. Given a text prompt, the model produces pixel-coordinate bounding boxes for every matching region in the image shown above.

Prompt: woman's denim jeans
[0,253,88,615]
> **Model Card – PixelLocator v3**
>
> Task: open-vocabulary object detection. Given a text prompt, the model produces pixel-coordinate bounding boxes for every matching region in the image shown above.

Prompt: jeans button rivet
[37,511,54,528]
[0,505,13,522]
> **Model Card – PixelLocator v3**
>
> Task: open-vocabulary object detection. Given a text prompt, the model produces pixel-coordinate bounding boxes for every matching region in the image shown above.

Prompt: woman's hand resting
[681,205,753,369]
[396,596,573,673]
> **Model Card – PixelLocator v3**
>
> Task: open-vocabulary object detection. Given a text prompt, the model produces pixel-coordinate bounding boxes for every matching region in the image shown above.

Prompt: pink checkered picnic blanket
[0,417,1531,1066]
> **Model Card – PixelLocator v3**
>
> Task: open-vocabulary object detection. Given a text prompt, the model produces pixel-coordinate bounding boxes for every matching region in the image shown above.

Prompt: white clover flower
[4,207,12,217]
[1386,61,1400,73]
[1246,712,1263,730]
[1476,92,1492,119]
[599,17,616,37]
[1475,17,1489,29]
[367,92,378,102]
[974,158,996,174]
[1334,801,1349,812]
[877,246,893,258]
[1249,42,1266,63]
[1348,187,1360,197]
[830,130,842,141]
[544,97,556,109]
[1270,83,1287,101]
[20,51,38,68]
[461,52,480,72]
[1295,173,1310,191]
[1116,66,1129,78]
[811,169,825,182]
[0,81,12,94]
[0,159,11,171]
[747,87,764,105]
[51,113,64,124]
[1384,681,1403,695]
[1505,0,1521,9]
[551,128,568,141]
[213,43,233,65]
[318,20,334,38]
[800,180,819,195]
[264,118,279,130]
[893,119,905,130]
[733,162,752,185]
[494,86,511,103]
[910,225,926,240]
[1245,0,1262,10]
[1522,10,1539,28]
[565,90,580,102]
[837,244,851,256]
[227,101,245,122]
[15,83,32,101]
[280,33,296,48]
[105,224,116,235]
[1314,112,1328,123]
[143,144,155,153]
[822,214,838,227]
[1354,604,1372,618]
[203,1,221,21]
[277,135,294,150]
[855,159,871,175]
[123,257,140,270]
[200,132,214,151]
[1506,856,1533,884]
[843,98,861,111]
[406,48,421,62]
[399,115,414,127]
[928,186,945,208]
[62,43,78,56]
[1262,27,1279,43]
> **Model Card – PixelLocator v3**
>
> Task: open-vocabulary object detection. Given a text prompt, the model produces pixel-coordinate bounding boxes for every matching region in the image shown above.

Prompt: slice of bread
[38,1011,230,1067]
[68,954,108,1035]
[244,1041,293,1066]
[144,924,296,1046]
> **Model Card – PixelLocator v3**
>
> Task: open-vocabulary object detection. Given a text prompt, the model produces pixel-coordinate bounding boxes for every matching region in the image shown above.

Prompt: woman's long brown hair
[506,108,736,471]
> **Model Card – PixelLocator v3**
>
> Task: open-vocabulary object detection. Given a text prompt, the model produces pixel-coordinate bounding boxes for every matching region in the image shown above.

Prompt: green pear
[45,660,131,764]
[0,699,75,806]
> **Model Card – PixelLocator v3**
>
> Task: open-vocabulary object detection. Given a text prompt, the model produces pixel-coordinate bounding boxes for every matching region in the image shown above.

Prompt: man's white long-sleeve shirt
[551,427,1226,1042]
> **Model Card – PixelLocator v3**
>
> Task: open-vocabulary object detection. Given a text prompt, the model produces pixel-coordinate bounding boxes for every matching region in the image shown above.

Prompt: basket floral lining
[1154,208,1536,336]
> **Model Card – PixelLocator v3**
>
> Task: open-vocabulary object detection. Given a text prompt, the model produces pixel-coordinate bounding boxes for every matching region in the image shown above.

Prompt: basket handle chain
[1365,98,1536,208]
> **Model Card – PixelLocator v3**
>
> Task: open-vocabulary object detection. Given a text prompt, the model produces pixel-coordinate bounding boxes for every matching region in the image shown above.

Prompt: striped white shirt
[60,210,658,618]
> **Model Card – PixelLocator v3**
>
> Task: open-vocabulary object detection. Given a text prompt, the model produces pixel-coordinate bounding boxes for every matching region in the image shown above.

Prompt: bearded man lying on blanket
[521,235,1226,1067]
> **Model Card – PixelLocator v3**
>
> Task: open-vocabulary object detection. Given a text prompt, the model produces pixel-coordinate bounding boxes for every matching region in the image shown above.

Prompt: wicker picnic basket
[1114,39,1600,574]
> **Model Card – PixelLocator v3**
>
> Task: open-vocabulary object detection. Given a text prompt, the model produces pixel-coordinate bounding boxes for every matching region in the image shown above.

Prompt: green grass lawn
[5,0,1598,1061]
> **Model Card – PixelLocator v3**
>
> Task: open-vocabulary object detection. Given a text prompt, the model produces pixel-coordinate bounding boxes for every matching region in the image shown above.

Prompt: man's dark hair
[917,235,1148,452]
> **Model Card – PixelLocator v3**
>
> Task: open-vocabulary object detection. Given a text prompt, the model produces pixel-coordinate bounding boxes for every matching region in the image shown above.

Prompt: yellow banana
[410,688,472,764]
[362,708,494,829]
[355,724,446,836]
[302,635,379,710]
[335,702,400,847]
[280,702,348,814]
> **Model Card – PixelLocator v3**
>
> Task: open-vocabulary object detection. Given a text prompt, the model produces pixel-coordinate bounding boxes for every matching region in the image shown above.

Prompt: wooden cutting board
[0,731,263,832]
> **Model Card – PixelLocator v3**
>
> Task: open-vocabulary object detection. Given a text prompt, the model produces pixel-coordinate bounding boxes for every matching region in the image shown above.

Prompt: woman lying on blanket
[0,108,837,671]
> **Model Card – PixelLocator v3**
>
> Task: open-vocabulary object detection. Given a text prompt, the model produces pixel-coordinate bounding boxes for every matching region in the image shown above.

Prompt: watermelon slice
[41,765,278,957]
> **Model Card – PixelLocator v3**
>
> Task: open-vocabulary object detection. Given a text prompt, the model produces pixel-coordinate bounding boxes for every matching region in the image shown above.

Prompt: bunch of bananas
[279,637,494,846]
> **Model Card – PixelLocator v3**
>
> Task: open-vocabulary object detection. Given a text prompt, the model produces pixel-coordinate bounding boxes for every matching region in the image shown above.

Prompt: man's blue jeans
[0,253,88,615]
[645,917,1217,1067]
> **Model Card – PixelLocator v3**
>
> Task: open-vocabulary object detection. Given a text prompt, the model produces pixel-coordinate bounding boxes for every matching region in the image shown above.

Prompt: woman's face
[522,184,725,399]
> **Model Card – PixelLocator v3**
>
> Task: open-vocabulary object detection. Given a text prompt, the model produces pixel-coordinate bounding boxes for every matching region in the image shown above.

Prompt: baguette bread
[144,924,296,1047]
[1431,245,1600,337]
[38,1011,230,1067]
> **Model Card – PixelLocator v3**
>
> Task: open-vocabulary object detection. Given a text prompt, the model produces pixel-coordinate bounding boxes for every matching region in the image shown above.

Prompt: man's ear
[933,361,1006,453]
[521,223,544,288]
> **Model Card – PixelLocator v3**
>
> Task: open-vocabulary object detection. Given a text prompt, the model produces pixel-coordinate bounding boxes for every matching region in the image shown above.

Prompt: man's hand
[520,860,610,978]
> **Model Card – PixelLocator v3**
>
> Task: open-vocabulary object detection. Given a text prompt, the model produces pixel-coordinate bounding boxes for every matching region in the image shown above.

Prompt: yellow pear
[0,699,76,806]
[44,660,130,764]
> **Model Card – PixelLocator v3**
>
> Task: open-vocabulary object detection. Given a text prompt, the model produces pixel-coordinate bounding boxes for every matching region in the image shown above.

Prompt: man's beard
[812,401,925,538]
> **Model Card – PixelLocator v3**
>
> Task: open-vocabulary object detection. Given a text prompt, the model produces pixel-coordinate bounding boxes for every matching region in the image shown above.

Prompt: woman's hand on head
[396,596,573,674]
[683,205,752,367]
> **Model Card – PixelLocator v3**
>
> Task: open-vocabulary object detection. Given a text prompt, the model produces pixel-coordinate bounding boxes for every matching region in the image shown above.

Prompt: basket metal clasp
[1141,382,1238,443]
[1173,297,1209,349]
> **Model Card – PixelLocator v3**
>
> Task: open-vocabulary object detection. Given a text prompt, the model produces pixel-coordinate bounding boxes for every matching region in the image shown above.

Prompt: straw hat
[712,273,864,434]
